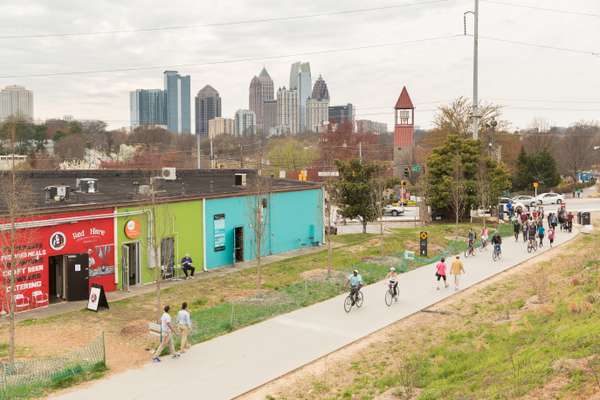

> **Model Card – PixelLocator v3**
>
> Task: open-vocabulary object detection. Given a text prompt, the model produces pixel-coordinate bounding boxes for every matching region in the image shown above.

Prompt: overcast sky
[1,0,599,131]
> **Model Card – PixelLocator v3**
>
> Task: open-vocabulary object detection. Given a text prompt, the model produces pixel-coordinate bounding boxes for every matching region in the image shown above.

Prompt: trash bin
[577,212,582,225]
[581,211,591,226]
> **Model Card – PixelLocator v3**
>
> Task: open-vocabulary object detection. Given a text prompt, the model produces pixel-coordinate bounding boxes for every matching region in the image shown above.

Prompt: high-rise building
[249,67,274,133]
[276,87,298,135]
[195,85,221,136]
[306,98,329,133]
[164,70,191,134]
[208,117,234,139]
[129,89,167,128]
[311,75,330,101]
[289,62,311,132]
[234,109,256,136]
[306,75,330,132]
[328,104,354,125]
[0,85,34,122]
[356,119,388,135]
[263,99,278,136]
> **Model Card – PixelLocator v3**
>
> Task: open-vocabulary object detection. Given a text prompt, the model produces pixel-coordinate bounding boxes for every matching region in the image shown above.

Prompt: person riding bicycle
[480,226,489,248]
[467,228,476,251]
[491,232,502,255]
[513,219,521,241]
[527,222,537,246]
[386,267,399,298]
[348,269,363,305]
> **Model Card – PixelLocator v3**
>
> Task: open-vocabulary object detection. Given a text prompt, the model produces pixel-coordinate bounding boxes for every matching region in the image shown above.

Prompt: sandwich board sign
[87,284,109,312]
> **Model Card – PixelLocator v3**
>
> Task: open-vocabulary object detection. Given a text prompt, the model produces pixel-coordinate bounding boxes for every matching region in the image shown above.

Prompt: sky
[0,0,599,132]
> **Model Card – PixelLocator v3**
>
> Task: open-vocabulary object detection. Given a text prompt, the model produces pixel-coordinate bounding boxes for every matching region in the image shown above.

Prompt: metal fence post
[102,332,106,366]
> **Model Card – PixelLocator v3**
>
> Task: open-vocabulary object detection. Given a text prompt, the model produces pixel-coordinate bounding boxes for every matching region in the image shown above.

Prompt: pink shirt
[436,261,447,276]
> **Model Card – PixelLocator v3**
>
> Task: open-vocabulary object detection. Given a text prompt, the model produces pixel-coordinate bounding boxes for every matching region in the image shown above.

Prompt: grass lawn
[268,229,600,400]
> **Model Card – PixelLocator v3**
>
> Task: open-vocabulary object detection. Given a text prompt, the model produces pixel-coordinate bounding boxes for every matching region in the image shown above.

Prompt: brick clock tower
[393,86,415,178]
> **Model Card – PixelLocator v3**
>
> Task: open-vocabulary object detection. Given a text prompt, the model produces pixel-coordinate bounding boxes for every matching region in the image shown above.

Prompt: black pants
[182,264,195,277]
[350,285,361,304]
[390,281,398,296]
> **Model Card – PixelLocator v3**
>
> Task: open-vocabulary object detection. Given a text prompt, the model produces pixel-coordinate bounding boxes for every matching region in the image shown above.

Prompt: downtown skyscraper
[130,89,167,128]
[249,67,274,133]
[306,75,330,132]
[164,70,191,134]
[0,85,34,122]
[195,85,221,136]
[289,62,311,133]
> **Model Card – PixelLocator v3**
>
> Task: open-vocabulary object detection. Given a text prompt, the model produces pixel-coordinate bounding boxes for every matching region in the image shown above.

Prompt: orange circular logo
[124,219,141,239]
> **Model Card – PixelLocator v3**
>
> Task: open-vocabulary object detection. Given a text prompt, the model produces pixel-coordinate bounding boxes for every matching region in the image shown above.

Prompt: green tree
[512,147,560,191]
[334,159,381,233]
[425,135,510,221]
[267,137,317,172]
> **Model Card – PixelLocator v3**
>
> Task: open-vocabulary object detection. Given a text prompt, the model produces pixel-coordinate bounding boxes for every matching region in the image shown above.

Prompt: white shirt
[177,309,192,328]
[161,312,172,334]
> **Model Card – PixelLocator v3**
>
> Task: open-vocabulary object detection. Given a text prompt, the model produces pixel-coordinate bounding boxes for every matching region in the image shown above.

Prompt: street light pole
[471,0,480,140]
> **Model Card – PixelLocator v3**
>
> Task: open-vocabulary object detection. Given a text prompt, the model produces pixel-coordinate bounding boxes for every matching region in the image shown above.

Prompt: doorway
[49,255,65,303]
[121,243,140,290]
[160,237,175,278]
[234,227,244,263]
[48,254,89,301]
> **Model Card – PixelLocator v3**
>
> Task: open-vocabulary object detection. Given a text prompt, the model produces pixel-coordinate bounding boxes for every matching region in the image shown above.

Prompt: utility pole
[465,0,480,140]
[209,137,214,169]
[239,144,244,168]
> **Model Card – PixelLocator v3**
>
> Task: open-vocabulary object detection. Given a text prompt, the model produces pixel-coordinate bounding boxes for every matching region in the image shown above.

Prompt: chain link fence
[0,334,105,399]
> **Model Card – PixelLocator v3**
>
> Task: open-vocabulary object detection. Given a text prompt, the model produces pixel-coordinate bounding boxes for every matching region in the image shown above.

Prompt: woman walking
[450,255,465,291]
[435,257,448,290]
[548,227,555,247]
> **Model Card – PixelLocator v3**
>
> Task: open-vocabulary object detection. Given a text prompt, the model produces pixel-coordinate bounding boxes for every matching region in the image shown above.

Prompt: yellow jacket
[451,259,465,275]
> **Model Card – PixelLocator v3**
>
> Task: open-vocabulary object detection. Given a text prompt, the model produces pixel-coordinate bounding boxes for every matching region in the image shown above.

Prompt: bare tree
[247,174,271,290]
[558,128,595,179]
[433,97,507,137]
[0,117,35,365]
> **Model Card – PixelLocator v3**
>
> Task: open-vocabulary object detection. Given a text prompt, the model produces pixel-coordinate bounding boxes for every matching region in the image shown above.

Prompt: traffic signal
[403,167,410,178]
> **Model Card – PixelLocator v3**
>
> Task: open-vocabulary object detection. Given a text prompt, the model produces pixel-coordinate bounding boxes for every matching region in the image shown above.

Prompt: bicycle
[492,244,502,261]
[464,242,476,258]
[527,238,538,253]
[384,281,398,306]
[344,287,364,313]
[479,238,488,252]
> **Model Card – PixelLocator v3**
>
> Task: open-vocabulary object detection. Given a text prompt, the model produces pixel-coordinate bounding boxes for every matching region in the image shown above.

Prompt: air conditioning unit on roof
[161,167,176,181]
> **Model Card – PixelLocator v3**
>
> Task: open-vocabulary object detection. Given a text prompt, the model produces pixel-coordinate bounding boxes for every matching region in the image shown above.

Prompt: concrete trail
[52,228,579,400]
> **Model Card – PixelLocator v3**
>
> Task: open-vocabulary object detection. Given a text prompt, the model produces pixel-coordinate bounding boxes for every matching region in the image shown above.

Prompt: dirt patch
[301,269,346,282]
[120,320,147,338]
[362,256,403,268]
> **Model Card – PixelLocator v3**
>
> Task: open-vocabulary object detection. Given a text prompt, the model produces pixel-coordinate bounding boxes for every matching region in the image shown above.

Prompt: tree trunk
[326,201,332,278]
[362,219,367,234]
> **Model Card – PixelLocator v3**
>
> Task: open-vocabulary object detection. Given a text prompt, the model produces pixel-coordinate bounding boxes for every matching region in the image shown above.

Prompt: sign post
[419,231,428,257]
[533,181,539,198]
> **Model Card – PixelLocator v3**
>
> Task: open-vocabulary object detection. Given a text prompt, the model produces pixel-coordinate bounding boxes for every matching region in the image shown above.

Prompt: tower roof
[197,84,219,97]
[394,86,414,109]
[311,75,329,101]
[258,67,272,81]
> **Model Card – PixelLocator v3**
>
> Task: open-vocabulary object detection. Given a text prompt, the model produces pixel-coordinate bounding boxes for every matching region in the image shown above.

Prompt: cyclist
[513,218,521,242]
[480,226,489,249]
[348,269,363,305]
[467,228,476,255]
[522,220,528,243]
[491,231,502,257]
[386,267,399,300]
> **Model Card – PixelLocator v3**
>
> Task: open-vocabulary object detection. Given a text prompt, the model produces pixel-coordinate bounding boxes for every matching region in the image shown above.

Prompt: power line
[477,35,600,57]
[481,0,600,19]
[0,0,454,40]
[0,34,463,79]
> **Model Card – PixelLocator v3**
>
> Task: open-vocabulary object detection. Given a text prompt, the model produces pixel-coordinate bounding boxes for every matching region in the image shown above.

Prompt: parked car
[498,197,525,214]
[512,195,537,207]
[383,204,405,216]
[536,192,564,205]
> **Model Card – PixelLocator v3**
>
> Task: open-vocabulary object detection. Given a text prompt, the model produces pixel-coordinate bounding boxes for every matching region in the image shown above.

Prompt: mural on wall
[214,214,226,252]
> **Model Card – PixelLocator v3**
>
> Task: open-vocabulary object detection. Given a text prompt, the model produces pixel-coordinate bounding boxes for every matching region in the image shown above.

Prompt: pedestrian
[177,302,192,353]
[152,305,180,362]
[522,222,528,243]
[538,223,545,247]
[435,257,448,290]
[548,227,555,247]
[450,255,465,291]
[180,253,195,279]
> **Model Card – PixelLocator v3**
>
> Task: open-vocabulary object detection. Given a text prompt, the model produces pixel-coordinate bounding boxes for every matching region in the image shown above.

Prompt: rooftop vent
[76,178,98,194]
[45,185,70,202]
[234,173,247,187]
[138,185,151,195]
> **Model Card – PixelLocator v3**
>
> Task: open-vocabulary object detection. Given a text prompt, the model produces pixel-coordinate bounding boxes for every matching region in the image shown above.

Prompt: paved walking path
[53,227,579,400]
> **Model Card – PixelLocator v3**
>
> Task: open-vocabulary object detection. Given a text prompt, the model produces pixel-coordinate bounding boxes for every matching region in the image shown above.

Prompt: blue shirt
[181,256,193,266]
[349,274,363,287]
[538,226,545,235]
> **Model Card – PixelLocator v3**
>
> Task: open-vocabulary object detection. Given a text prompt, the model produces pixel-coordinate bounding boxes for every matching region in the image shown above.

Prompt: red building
[0,209,115,313]
[393,86,415,177]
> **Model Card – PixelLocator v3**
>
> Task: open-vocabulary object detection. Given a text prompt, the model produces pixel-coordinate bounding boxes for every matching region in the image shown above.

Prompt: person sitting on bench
[180,254,195,279]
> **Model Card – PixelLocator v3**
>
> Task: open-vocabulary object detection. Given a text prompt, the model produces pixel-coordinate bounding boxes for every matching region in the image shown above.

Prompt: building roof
[311,75,330,101]
[394,86,414,109]
[0,169,320,216]
[258,67,272,82]
[197,85,219,98]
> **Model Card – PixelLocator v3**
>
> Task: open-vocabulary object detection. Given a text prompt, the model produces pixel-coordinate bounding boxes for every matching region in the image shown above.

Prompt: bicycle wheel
[344,296,353,313]
[527,244,533,253]
[356,291,364,308]
[492,251,498,261]
[385,290,393,307]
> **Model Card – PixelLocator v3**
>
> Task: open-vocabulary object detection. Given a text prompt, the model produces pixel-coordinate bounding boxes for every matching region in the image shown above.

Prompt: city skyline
[195,84,221,135]
[0,85,34,122]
